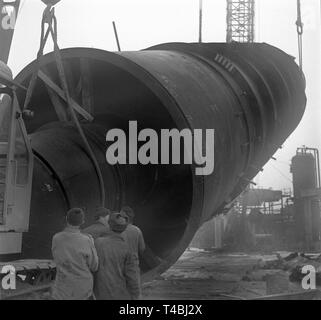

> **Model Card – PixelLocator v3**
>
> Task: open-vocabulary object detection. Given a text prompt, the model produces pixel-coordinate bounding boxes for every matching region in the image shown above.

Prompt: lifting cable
[296,0,304,71]
[23,3,106,207]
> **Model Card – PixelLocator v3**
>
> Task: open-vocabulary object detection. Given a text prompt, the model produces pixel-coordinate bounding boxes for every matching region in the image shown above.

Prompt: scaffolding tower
[226,0,255,43]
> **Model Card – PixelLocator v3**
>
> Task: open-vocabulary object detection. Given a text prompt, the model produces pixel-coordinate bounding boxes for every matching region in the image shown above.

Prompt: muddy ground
[3,250,320,300]
[141,250,317,300]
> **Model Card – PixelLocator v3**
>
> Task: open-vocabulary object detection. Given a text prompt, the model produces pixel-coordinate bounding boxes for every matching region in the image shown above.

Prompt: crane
[226,0,304,71]
[0,0,33,252]
[226,0,255,43]
[0,1,60,298]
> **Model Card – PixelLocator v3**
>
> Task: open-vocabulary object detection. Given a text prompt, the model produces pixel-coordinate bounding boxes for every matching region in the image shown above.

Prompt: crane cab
[0,62,33,258]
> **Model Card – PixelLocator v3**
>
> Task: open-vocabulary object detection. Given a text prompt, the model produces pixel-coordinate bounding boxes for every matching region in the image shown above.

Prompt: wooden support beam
[112,21,121,52]
[252,289,321,300]
[42,67,69,122]
[38,70,94,122]
[45,85,69,122]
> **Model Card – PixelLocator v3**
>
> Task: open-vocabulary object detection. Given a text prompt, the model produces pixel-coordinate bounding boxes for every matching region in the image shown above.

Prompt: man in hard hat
[51,208,98,300]
[94,212,140,300]
[82,207,111,240]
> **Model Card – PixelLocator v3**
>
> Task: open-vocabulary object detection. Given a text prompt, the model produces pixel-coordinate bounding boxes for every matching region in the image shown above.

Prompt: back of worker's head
[108,212,128,233]
[66,208,85,227]
[94,207,111,220]
[121,206,135,223]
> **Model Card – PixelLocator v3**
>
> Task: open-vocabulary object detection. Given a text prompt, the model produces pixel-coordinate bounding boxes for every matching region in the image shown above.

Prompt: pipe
[14,42,306,281]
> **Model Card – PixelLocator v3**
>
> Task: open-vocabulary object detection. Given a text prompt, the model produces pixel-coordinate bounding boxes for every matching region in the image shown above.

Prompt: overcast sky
[8,0,321,191]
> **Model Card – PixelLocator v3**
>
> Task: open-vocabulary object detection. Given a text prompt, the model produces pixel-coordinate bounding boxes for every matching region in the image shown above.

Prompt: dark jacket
[94,233,140,300]
[82,220,110,240]
[122,224,146,261]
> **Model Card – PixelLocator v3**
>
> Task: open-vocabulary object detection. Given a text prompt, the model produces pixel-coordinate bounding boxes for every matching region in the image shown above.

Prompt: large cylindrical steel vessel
[14,42,306,280]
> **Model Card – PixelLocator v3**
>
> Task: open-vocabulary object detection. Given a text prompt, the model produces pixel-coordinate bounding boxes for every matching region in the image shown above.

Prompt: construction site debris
[244,252,321,285]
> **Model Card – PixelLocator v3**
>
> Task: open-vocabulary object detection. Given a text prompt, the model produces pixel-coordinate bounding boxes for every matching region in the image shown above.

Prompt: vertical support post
[304,198,313,251]
[199,0,203,43]
[240,185,251,248]
[112,21,121,52]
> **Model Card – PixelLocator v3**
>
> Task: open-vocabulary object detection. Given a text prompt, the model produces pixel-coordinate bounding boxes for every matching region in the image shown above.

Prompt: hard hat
[108,212,128,233]
[95,207,111,220]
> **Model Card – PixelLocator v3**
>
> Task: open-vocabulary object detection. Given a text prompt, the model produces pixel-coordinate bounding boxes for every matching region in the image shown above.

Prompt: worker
[121,206,146,265]
[51,208,98,300]
[121,206,146,298]
[94,212,140,300]
[82,207,111,239]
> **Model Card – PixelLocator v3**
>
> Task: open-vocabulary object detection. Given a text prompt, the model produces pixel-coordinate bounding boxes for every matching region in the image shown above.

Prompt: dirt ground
[3,249,319,300]
[141,249,314,300]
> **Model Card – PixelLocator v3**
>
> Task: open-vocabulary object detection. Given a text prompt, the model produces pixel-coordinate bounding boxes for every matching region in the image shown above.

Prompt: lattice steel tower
[226,0,255,43]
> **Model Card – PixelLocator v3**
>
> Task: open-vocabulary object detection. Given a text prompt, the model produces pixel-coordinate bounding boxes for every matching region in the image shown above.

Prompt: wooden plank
[42,67,69,122]
[0,259,55,272]
[38,71,94,122]
[1,284,52,300]
[252,289,321,300]
[45,85,69,122]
